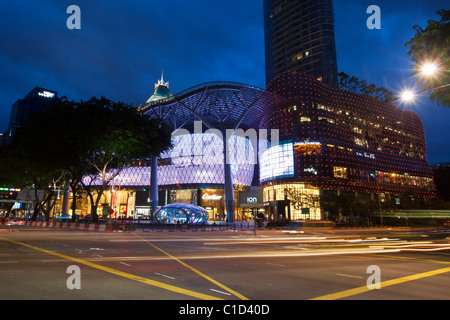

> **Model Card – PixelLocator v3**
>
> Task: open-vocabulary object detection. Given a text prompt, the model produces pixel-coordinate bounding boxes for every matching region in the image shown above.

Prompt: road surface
[1,225,449,314]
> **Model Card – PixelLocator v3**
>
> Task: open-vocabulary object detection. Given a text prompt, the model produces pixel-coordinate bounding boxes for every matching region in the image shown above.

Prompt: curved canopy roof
[140,81,281,131]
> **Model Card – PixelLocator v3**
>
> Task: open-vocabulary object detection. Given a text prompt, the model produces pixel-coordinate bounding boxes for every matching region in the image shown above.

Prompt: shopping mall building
[80,71,435,223]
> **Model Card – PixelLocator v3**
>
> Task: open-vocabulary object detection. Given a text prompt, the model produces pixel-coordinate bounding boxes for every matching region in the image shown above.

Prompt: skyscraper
[264,0,339,86]
[5,87,57,144]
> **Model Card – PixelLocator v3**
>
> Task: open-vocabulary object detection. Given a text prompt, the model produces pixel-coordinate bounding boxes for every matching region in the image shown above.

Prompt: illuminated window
[333,167,348,179]
[354,137,368,147]
[292,53,303,61]
[318,116,335,124]
[353,126,363,134]
[263,183,321,220]
[300,116,311,122]
[294,141,321,156]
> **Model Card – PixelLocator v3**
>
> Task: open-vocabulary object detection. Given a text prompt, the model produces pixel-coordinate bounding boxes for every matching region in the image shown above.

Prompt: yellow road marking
[312,266,450,300]
[0,237,221,300]
[369,253,450,265]
[132,232,249,300]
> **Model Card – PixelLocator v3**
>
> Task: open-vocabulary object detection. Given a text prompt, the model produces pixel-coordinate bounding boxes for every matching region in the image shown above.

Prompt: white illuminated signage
[202,194,223,201]
[304,166,318,175]
[247,197,258,203]
[294,141,320,147]
[38,91,55,98]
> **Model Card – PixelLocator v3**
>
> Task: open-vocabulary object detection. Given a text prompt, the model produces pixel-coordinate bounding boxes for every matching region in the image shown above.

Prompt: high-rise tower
[264,0,339,86]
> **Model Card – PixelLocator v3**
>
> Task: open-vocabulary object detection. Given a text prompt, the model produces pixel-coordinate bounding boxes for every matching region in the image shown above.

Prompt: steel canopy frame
[140,81,280,223]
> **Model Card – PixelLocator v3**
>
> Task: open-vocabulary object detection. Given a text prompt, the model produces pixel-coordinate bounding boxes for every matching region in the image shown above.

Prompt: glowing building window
[260,143,294,182]
[292,53,303,61]
[294,141,321,156]
[263,183,321,220]
[333,167,348,179]
[300,117,311,122]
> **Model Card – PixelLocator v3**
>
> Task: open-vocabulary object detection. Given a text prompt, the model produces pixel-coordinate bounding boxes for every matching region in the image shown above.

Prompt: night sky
[0,0,448,164]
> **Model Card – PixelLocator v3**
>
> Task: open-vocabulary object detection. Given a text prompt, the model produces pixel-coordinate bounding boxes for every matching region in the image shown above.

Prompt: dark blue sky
[0,0,448,164]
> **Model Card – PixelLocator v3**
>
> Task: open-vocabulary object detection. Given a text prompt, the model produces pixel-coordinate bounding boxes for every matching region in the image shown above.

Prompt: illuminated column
[150,156,158,219]
[222,130,235,223]
[61,186,70,217]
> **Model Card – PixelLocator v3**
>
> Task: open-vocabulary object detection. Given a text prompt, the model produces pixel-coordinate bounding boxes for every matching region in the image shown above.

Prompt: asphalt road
[1,225,450,306]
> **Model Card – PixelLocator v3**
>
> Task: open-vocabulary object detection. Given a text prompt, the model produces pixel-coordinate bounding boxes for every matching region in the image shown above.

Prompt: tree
[405,9,450,106]
[0,103,71,221]
[338,72,395,104]
[433,164,450,201]
[338,72,349,90]
[75,97,172,222]
[0,96,173,222]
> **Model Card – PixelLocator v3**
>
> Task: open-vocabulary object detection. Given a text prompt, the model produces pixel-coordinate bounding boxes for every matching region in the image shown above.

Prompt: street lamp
[400,89,416,103]
[418,62,450,77]
[400,62,450,104]
[420,62,440,77]
[400,83,450,104]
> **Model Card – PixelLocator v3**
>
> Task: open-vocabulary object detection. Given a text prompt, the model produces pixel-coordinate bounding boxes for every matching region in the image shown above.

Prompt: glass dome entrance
[154,203,209,224]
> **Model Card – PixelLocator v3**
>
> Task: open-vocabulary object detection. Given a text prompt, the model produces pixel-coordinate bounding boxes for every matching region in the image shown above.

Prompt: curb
[23,221,113,232]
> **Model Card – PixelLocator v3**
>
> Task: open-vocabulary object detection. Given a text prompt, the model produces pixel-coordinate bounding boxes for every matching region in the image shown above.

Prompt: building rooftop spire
[147,71,172,104]
[156,70,169,89]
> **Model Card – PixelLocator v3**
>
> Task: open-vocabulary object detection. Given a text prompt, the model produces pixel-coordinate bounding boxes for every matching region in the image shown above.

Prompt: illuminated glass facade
[96,132,256,188]
[136,81,277,223]
[259,71,435,220]
[82,73,435,223]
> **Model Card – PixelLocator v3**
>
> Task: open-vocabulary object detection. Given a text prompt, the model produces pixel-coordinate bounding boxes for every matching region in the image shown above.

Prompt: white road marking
[210,288,232,296]
[120,262,132,267]
[266,263,285,267]
[336,273,364,279]
[155,272,176,280]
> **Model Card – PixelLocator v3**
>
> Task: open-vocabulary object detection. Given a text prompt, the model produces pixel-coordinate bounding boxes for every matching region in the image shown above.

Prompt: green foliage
[405,9,450,106]
[433,164,450,202]
[0,96,173,221]
[337,72,395,104]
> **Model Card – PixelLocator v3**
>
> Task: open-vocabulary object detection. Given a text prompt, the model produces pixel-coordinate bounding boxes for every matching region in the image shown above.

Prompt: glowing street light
[400,63,450,104]
[400,82,450,104]
[400,89,416,103]
[420,63,439,77]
